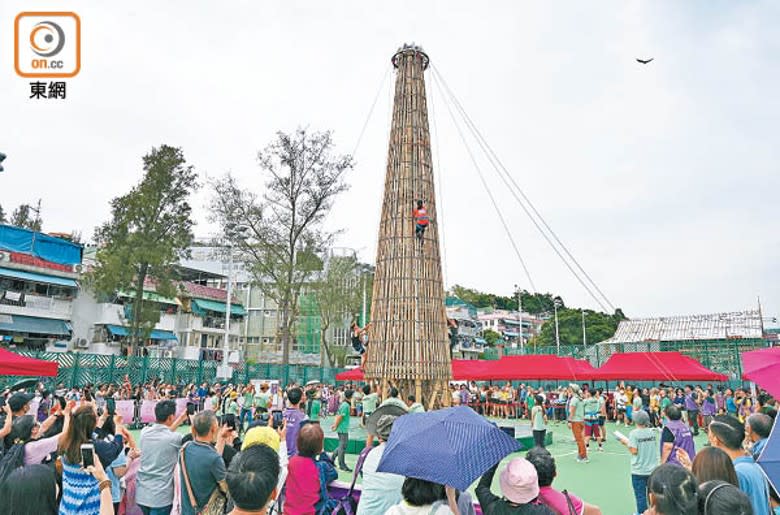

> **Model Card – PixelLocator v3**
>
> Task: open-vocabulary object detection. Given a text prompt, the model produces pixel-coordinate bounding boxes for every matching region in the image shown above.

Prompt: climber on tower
[350,321,370,368]
[413,199,430,242]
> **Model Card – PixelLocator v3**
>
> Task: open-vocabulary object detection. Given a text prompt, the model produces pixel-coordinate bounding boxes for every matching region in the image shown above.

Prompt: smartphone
[186,402,196,415]
[106,398,116,416]
[272,410,284,430]
[80,443,95,467]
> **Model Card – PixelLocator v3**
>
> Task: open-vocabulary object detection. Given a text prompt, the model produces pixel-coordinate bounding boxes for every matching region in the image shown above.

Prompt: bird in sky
[636,58,654,64]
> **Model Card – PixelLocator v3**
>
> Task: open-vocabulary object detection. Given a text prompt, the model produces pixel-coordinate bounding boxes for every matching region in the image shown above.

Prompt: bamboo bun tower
[364,44,452,409]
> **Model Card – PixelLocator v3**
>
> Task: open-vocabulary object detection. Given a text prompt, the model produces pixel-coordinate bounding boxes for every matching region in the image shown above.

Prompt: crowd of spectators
[0,376,778,515]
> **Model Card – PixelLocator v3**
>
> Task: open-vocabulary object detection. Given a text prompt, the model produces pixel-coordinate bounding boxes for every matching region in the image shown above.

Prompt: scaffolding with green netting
[296,293,321,355]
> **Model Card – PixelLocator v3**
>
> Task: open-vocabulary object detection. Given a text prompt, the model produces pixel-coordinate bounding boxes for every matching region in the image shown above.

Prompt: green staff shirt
[583,397,600,420]
[226,399,239,415]
[628,427,660,476]
[255,392,271,409]
[362,393,379,414]
[532,405,545,431]
[569,396,585,422]
[310,399,321,420]
[336,401,351,434]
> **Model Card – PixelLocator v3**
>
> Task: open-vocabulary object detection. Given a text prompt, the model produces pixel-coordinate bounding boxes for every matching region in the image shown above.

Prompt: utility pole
[553,296,562,356]
[582,310,587,347]
[218,223,247,380]
[361,269,367,327]
[515,284,523,353]
[217,243,234,380]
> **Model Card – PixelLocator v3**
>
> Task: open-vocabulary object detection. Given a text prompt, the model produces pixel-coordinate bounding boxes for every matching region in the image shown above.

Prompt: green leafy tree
[210,129,353,364]
[536,308,627,348]
[90,145,198,355]
[449,284,562,315]
[311,255,368,367]
[10,200,42,231]
[482,328,501,346]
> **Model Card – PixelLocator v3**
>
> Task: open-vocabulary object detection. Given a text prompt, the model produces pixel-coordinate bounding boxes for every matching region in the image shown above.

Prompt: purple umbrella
[376,406,520,491]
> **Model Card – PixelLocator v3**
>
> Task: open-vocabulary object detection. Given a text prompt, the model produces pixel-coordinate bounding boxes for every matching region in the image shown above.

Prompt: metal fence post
[70,354,80,388]
[171,358,178,385]
[141,355,149,384]
[107,355,115,384]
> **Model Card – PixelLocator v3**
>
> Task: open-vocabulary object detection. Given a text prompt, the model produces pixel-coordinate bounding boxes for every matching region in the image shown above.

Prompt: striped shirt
[59,458,101,515]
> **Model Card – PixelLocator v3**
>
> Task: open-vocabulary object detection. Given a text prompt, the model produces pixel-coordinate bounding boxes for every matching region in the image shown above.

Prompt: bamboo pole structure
[364,44,452,408]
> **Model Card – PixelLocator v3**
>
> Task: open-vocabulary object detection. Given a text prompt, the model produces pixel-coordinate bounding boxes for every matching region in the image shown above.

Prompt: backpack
[328,445,374,515]
[314,453,339,515]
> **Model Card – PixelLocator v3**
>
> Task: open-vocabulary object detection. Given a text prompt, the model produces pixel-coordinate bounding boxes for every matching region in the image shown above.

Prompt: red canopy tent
[489,355,598,381]
[591,352,727,382]
[0,348,58,377]
[335,368,366,382]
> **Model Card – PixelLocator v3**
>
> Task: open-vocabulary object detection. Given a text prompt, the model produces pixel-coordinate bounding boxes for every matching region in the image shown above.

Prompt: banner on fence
[175,398,188,418]
[140,400,157,424]
[116,400,135,422]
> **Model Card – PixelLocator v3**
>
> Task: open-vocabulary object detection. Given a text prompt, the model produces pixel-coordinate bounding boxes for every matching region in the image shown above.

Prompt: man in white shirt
[136,399,189,515]
[358,408,405,515]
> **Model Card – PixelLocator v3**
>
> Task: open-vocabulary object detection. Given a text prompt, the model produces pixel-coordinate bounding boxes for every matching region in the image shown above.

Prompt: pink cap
[499,458,540,504]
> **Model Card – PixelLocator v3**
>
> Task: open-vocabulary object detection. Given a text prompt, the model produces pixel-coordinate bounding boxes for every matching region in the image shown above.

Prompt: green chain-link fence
[1,351,347,389]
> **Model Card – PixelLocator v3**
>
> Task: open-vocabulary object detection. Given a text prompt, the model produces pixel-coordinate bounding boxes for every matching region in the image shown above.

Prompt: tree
[536,308,627,348]
[211,129,353,364]
[449,284,562,315]
[10,200,42,231]
[90,145,198,356]
[482,329,501,346]
[311,254,366,367]
[0,204,6,224]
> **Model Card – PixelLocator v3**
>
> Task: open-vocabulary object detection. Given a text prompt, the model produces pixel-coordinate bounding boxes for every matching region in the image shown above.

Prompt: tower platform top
[392,43,429,70]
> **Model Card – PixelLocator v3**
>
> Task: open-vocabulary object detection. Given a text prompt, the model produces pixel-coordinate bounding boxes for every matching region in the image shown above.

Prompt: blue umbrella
[757,411,780,492]
[376,406,520,491]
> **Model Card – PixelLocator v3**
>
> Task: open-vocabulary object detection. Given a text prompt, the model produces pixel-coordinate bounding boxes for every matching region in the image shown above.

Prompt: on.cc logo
[29,21,66,57]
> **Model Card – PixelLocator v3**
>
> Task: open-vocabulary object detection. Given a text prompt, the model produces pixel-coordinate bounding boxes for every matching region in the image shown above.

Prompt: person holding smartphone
[57,405,127,515]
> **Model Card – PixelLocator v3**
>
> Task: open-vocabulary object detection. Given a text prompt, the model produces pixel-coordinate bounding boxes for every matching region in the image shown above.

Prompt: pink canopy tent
[742,347,780,399]
[591,351,727,382]
[0,348,58,377]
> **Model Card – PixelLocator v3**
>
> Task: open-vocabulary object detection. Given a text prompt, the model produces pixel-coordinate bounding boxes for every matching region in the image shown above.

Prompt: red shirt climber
[413,200,429,241]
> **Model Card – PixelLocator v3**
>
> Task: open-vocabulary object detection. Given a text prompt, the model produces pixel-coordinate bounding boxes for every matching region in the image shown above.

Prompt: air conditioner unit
[76,338,89,349]
[73,264,84,273]
[0,251,10,263]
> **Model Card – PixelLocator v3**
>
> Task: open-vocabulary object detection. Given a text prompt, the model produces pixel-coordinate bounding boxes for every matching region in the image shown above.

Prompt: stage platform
[322,416,552,455]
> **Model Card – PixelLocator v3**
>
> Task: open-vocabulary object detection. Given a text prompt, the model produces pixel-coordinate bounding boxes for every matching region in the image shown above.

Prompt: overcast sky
[1,1,777,321]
